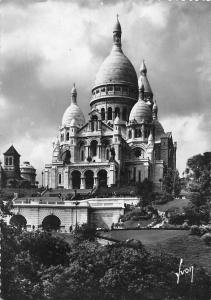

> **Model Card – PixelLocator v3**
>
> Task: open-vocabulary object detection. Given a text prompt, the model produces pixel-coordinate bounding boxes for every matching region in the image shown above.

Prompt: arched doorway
[10,214,27,228]
[42,215,61,231]
[72,170,81,189]
[84,170,94,189]
[98,169,107,187]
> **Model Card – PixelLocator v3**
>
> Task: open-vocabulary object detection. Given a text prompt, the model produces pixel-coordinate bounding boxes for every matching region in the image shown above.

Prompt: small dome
[20,161,35,170]
[129,100,152,123]
[94,49,138,88]
[62,103,85,127]
[153,119,165,140]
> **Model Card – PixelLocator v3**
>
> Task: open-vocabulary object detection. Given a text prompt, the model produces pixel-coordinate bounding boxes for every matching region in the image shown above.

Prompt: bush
[201,233,211,246]
[190,225,201,236]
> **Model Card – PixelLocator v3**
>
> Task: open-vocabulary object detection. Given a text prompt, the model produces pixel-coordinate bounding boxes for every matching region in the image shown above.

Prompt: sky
[1,0,211,184]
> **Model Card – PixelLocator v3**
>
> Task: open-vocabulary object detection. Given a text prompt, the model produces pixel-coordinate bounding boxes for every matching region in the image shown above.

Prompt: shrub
[190,225,201,236]
[201,233,211,246]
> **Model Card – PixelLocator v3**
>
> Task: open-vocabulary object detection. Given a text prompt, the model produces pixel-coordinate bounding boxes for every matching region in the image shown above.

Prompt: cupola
[62,84,85,128]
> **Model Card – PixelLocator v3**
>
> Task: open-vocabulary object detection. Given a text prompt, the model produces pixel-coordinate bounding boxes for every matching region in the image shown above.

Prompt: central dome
[94,49,138,87]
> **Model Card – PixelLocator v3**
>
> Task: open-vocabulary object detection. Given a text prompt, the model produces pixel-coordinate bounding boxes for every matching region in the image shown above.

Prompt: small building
[0,145,37,188]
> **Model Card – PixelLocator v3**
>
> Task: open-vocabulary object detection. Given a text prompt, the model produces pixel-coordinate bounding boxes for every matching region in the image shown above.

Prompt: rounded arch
[84,170,94,189]
[42,215,61,231]
[108,107,112,120]
[71,170,81,189]
[132,147,144,159]
[98,169,107,187]
[10,214,27,228]
[79,141,85,161]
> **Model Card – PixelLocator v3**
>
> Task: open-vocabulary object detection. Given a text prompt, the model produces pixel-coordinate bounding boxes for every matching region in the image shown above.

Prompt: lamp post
[41,171,44,187]
[74,200,80,230]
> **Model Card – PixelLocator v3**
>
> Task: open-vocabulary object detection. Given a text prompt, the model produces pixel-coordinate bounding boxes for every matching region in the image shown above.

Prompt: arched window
[101,108,105,120]
[108,107,112,120]
[138,129,142,137]
[106,149,110,160]
[9,157,13,165]
[66,132,69,141]
[81,150,84,161]
[134,148,142,158]
[90,140,98,157]
[128,130,132,139]
[58,173,62,184]
[115,107,120,118]
[135,129,138,138]
[122,108,127,121]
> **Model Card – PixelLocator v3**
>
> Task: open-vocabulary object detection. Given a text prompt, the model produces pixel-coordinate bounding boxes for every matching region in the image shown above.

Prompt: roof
[129,100,152,123]
[62,103,85,128]
[4,145,20,157]
[94,48,138,87]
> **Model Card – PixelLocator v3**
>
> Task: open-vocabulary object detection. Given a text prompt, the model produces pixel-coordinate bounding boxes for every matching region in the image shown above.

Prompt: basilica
[44,18,177,191]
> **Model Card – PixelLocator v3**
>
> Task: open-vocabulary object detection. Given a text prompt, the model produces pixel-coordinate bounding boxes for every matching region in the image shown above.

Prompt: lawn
[100,229,211,273]
[154,197,190,212]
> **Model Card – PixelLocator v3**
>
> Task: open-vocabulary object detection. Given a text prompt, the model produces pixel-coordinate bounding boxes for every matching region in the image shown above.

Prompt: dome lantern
[71,83,77,104]
[113,14,122,50]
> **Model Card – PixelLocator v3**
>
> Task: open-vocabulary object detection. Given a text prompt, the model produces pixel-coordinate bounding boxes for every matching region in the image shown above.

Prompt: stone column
[64,167,69,189]
[69,175,72,189]
[132,129,135,139]
[98,144,101,159]
[80,176,85,189]
[141,124,145,140]
[94,176,98,188]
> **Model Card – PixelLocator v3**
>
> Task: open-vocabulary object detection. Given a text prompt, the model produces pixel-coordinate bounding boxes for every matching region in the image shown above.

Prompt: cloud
[1,0,211,179]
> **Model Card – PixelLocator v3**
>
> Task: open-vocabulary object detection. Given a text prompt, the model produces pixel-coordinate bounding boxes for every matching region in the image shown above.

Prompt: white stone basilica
[44,18,176,191]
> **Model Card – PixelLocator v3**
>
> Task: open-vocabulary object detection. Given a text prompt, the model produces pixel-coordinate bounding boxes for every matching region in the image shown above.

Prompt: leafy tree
[40,240,211,300]
[136,178,154,206]
[162,168,181,196]
[73,223,97,242]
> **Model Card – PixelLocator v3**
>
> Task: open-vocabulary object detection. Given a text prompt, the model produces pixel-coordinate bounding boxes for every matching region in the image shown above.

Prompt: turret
[139,60,153,102]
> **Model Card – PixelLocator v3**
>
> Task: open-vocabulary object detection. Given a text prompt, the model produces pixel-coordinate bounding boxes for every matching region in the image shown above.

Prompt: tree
[40,239,211,300]
[136,178,154,206]
[1,224,71,300]
[162,168,181,197]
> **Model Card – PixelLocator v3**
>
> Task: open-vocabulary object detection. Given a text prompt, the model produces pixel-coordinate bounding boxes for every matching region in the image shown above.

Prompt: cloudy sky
[1,0,211,183]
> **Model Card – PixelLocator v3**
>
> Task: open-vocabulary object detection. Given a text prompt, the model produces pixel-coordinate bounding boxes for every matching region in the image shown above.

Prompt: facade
[0,145,36,188]
[44,18,176,191]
